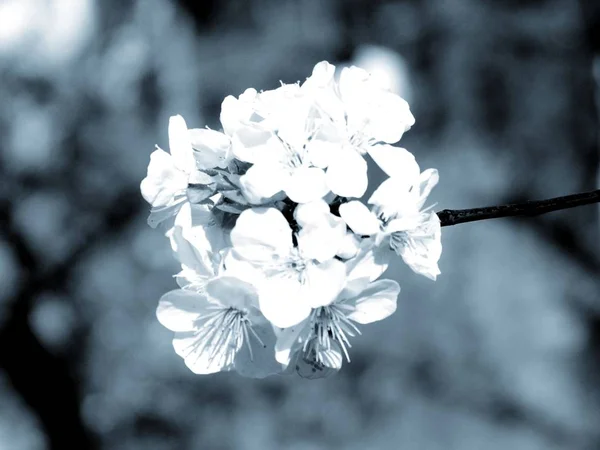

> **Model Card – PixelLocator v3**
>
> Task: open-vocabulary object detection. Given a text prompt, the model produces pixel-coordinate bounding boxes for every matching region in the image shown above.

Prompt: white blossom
[141,115,232,229]
[299,61,416,198]
[157,276,282,377]
[189,128,233,170]
[228,207,347,328]
[237,133,329,204]
[167,202,226,289]
[233,87,331,204]
[293,199,349,261]
[275,275,400,378]
[142,60,442,379]
[140,115,196,227]
[220,88,259,136]
[340,168,442,280]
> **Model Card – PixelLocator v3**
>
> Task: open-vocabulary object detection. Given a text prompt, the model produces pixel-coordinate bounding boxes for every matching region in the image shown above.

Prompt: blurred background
[0,0,599,449]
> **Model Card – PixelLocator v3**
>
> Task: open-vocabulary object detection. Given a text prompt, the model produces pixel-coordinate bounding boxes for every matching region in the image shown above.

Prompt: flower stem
[436,189,600,227]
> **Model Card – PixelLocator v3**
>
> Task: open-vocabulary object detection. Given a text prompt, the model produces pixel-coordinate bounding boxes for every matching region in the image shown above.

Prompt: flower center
[373,205,394,225]
[275,131,304,169]
[285,248,312,283]
[287,149,303,169]
[193,306,265,367]
[347,115,372,153]
[302,304,361,365]
[389,231,408,254]
[388,213,433,255]
[349,132,365,150]
[289,258,307,272]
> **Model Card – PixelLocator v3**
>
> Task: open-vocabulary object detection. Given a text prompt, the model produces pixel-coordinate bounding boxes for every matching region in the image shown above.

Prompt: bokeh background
[0,0,599,449]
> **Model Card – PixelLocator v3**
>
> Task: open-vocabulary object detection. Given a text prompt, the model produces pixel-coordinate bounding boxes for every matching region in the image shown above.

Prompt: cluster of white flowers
[140,61,442,379]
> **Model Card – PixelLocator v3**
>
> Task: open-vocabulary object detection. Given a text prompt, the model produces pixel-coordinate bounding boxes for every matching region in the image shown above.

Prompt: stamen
[274,130,304,169]
[185,306,261,368]
[242,323,253,361]
[246,324,266,348]
[304,304,361,365]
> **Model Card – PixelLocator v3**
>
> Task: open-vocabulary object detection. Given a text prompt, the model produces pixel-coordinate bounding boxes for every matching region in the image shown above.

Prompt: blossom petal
[294,199,331,227]
[276,101,312,151]
[338,66,371,105]
[368,177,416,219]
[367,144,420,180]
[156,289,211,332]
[222,248,269,284]
[234,323,283,378]
[367,177,398,207]
[384,216,421,234]
[205,275,258,310]
[285,167,329,204]
[274,322,306,366]
[302,61,336,91]
[140,148,188,208]
[415,168,439,210]
[220,89,257,136]
[231,207,293,253]
[326,148,368,198]
[297,217,347,263]
[336,231,361,259]
[338,66,378,136]
[302,61,345,125]
[338,67,414,144]
[230,125,273,164]
[254,84,302,129]
[303,259,347,308]
[146,200,186,230]
[170,203,223,275]
[172,331,233,375]
[345,239,391,282]
[188,170,214,185]
[239,163,288,204]
[169,226,214,280]
[305,139,338,169]
[258,277,312,328]
[189,128,232,170]
[394,212,442,281]
[339,201,380,236]
[168,115,195,172]
[365,94,415,144]
[346,279,400,324]
[338,277,371,301]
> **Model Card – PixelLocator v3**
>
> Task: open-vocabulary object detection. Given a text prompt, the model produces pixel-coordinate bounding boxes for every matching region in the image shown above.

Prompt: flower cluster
[141,61,442,379]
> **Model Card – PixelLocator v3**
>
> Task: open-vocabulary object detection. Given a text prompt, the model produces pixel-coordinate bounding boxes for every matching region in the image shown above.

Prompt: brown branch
[436,189,600,227]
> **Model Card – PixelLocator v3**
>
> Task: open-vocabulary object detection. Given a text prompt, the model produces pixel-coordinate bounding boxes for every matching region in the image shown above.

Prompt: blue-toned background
[0,1,599,449]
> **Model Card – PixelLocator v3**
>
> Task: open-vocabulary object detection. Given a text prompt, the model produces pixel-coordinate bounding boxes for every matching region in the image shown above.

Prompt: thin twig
[436,189,600,227]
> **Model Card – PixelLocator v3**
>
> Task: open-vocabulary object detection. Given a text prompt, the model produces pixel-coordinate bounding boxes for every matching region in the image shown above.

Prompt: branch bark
[436,189,600,227]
